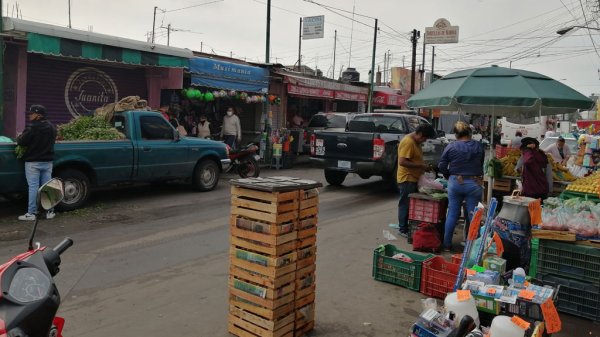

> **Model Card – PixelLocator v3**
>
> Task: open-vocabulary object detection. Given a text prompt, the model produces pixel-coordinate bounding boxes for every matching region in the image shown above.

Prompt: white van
[500,116,545,145]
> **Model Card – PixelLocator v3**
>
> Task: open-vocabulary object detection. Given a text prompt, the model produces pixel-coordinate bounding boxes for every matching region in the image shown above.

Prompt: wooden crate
[294,320,315,337]
[296,235,316,250]
[230,294,295,321]
[231,186,299,224]
[235,216,296,236]
[229,305,295,337]
[230,247,297,279]
[298,188,319,210]
[298,206,318,220]
[492,178,513,192]
[229,276,295,304]
[230,266,295,290]
[296,246,317,270]
[295,303,315,332]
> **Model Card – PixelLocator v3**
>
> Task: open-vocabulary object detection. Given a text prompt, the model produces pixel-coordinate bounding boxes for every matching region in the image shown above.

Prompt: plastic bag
[541,208,567,231]
[418,174,444,194]
[567,211,599,237]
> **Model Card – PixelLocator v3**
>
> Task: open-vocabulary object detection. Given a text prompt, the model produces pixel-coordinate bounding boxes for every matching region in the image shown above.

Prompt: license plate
[338,160,351,169]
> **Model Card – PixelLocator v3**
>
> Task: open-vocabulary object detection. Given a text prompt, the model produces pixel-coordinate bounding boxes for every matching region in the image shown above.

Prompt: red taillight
[373,137,385,160]
[310,134,317,156]
[303,130,308,140]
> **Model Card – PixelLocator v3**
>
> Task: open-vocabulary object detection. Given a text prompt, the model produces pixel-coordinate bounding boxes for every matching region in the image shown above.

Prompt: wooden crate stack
[228,177,321,337]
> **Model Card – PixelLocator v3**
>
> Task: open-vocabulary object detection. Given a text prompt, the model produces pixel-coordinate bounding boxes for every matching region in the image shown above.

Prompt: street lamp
[557,25,600,35]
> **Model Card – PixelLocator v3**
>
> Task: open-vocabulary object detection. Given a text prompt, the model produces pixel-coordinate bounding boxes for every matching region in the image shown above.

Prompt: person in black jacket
[16,105,57,220]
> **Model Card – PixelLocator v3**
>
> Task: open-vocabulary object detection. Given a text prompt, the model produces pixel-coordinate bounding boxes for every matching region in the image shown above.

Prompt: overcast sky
[4,0,600,97]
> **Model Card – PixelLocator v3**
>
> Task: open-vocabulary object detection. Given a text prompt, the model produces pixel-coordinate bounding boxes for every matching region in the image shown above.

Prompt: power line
[164,0,224,13]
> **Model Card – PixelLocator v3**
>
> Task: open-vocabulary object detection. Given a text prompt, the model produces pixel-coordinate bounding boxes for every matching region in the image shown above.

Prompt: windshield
[352,115,408,133]
[539,137,578,154]
[307,114,347,128]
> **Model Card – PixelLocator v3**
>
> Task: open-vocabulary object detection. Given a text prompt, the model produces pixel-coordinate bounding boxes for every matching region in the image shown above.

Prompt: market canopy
[189,57,269,93]
[407,66,594,118]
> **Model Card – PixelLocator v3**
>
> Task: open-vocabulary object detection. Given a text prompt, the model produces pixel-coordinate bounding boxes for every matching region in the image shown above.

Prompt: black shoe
[398,231,409,239]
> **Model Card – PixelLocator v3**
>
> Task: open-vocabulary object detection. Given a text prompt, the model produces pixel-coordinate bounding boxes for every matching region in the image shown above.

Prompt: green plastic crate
[529,238,539,279]
[539,273,600,321]
[537,240,600,285]
[372,244,433,291]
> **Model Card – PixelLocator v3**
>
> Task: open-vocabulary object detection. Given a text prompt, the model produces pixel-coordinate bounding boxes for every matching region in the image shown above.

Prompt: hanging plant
[205,92,215,101]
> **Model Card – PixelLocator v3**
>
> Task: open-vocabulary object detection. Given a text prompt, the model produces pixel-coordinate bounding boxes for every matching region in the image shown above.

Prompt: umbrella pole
[487,109,495,204]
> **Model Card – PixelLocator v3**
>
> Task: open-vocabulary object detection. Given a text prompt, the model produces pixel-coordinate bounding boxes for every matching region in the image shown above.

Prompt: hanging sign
[303,15,325,40]
[64,67,119,118]
[424,18,459,44]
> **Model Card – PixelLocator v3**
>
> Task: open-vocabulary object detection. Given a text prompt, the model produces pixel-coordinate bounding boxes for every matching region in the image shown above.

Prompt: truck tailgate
[312,131,375,163]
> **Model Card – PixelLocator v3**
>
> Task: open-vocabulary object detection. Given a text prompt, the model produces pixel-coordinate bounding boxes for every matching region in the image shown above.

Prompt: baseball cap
[29,105,47,116]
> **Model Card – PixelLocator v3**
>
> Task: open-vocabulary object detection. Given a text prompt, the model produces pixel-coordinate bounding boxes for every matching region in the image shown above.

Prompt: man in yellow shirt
[397,124,436,237]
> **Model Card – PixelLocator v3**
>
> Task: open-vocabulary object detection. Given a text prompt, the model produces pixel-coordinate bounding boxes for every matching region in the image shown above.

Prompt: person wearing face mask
[196,114,211,139]
[221,107,242,149]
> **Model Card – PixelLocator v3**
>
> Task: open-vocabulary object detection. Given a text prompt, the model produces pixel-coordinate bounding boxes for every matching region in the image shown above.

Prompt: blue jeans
[223,135,237,150]
[397,181,418,232]
[443,176,482,248]
[25,161,53,214]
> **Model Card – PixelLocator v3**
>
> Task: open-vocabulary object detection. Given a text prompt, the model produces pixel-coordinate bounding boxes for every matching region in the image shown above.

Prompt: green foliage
[58,116,124,141]
[15,145,27,159]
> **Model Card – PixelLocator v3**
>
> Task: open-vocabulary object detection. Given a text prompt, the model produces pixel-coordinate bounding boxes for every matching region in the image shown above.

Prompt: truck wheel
[193,159,220,191]
[383,165,398,185]
[324,169,347,186]
[56,169,90,211]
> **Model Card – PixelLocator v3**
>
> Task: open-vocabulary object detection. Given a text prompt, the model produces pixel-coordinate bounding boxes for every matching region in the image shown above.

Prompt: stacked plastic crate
[228,177,321,337]
[407,193,448,244]
[536,240,600,321]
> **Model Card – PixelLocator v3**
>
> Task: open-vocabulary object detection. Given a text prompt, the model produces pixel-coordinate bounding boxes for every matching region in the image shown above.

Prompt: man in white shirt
[544,136,571,165]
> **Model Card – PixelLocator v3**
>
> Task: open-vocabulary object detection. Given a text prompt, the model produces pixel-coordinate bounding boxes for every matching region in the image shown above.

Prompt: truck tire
[383,165,398,185]
[324,169,347,186]
[56,169,91,211]
[192,159,220,191]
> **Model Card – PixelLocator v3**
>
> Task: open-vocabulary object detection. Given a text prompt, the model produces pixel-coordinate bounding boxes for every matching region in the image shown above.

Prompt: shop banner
[288,84,334,99]
[303,15,325,40]
[424,18,459,44]
[335,90,367,102]
[373,91,408,107]
[190,57,269,93]
[285,74,368,94]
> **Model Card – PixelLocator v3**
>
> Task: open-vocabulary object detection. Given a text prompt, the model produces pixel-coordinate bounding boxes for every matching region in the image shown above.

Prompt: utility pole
[420,39,426,89]
[367,18,378,114]
[431,46,436,84]
[266,0,271,63]
[152,6,157,44]
[297,18,302,71]
[332,30,337,79]
[410,29,420,94]
[68,0,72,28]
[167,24,171,46]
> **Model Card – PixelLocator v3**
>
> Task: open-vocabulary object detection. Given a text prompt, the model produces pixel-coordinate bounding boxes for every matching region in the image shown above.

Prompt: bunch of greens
[58,116,124,141]
[15,145,27,159]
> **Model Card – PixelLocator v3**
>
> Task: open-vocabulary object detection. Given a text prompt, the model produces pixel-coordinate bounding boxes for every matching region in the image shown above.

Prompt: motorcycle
[225,143,261,178]
[0,178,73,337]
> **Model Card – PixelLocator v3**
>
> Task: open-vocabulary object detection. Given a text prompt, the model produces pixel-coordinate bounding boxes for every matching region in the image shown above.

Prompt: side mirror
[174,130,181,141]
[39,178,64,210]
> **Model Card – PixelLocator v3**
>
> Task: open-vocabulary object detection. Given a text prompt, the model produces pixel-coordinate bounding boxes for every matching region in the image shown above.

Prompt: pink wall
[145,68,183,109]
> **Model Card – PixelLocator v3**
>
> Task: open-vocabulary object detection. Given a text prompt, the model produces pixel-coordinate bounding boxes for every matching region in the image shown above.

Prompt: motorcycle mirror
[39,178,64,210]
[28,178,64,251]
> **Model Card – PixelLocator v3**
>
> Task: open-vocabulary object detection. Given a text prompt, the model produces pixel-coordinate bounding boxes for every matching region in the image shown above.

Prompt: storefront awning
[284,73,368,102]
[189,57,269,93]
[373,91,408,107]
[3,18,192,68]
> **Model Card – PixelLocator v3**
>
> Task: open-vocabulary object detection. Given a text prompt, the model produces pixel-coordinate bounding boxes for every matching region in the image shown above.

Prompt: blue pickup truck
[0,110,230,211]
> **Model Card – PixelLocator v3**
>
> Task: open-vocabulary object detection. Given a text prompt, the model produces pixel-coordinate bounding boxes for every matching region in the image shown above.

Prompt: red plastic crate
[420,256,460,299]
[408,194,447,224]
[495,145,509,158]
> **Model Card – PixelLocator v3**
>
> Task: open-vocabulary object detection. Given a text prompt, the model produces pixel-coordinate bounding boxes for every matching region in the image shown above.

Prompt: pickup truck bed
[0,110,230,211]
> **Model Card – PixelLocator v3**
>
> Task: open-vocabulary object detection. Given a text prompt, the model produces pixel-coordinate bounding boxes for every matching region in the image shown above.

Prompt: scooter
[225,143,261,178]
[0,178,73,337]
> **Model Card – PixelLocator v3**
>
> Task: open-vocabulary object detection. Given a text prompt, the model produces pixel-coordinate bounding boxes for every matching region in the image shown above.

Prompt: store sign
[288,84,334,99]
[64,67,118,118]
[335,91,367,102]
[424,18,459,44]
[373,92,408,107]
[390,67,421,95]
[303,15,325,40]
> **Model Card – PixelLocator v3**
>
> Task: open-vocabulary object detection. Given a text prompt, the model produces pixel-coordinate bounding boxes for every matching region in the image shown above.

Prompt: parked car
[0,110,230,211]
[309,113,446,186]
[302,112,357,153]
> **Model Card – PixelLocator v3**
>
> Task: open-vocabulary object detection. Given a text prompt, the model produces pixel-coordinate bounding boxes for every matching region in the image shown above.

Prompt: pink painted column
[2,44,28,137]
[145,68,183,109]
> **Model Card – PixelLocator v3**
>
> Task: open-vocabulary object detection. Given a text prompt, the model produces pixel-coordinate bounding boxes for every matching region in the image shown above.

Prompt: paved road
[0,167,596,336]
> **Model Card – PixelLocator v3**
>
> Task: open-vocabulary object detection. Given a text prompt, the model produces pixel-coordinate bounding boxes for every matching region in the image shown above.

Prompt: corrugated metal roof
[2,17,193,59]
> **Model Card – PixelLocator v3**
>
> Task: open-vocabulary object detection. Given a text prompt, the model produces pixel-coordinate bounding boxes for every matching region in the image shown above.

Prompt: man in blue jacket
[16,105,57,220]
